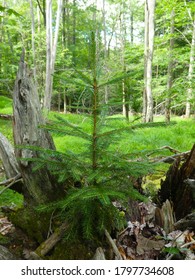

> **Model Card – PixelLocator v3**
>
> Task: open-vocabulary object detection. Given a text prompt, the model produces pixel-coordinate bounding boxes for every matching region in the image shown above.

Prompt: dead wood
[0,132,20,179]
[150,150,190,164]
[93,247,106,260]
[105,229,123,260]
[0,245,17,260]
[0,114,13,120]
[34,222,68,257]
[0,176,22,195]
[174,212,195,230]
[12,50,64,204]
[155,200,175,234]
[159,144,195,220]
[0,174,22,187]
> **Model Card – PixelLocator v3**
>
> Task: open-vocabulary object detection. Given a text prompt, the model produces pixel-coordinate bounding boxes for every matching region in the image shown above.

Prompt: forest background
[0,0,194,121]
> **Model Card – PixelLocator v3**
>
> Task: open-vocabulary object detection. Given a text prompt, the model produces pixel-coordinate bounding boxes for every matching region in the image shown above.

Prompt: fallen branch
[105,229,122,260]
[147,146,181,157]
[35,222,68,257]
[0,174,22,187]
[151,150,190,164]
[0,114,13,120]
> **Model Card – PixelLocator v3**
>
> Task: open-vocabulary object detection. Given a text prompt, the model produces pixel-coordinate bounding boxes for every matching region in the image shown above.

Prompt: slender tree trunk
[165,9,175,124]
[119,2,129,121]
[44,0,63,112]
[185,15,195,118]
[44,0,52,111]
[143,0,156,123]
[72,0,76,65]
[29,0,37,86]
[102,0,108,104]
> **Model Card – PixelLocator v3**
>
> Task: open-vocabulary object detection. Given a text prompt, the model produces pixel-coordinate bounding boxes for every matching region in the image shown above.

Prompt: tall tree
[143,0,156,123]
[165,9,175,123]
[44,0,63,112]
[29,0,37,85]
[185,13,195,117]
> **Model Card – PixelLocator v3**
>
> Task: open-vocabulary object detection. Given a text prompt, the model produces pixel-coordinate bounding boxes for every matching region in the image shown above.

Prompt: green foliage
[29,33,152,243]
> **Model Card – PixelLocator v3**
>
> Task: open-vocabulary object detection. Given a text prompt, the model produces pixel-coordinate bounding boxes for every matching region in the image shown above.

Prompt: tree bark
[143,0,156,123]
[13,50,64,205]
[159,144,195,220]
[0,245,17,260]
[185,15,195,118]
[165,9,175,124]
[0,132,20,179]
[44,0,63,112]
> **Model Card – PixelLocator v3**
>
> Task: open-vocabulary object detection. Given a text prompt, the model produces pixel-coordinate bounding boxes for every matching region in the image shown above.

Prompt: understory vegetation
[0,95,195,209]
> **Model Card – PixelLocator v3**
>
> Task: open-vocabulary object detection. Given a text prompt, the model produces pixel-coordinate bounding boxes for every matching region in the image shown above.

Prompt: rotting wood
[12,50,64,204]
[105,229,122,260]
[35,222,68,257]
[0,132,20,179]
[0,114,13,120]
[159,144,195,219]
[0,245,17,260]
[150,150,190,164]
[93,247,106,260]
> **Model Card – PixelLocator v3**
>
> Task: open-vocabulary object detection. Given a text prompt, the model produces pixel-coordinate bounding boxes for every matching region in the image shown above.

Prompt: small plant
[35,32,153,243]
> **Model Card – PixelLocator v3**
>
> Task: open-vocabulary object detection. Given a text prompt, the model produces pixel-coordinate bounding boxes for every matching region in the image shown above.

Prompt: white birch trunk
[29,0,37,86]
[144,0,156,123]
[165,9,175,123]
[44,0,62,112]
[185,16,195,118]
[102,0,108,104]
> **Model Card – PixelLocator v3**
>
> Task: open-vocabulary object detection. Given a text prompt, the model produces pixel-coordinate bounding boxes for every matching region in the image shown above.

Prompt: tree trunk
[165,9,175,124]
[44,0,63,112]
[143,0,156,123]
[185,15,195,118]
[120,2,129,121]
[29,0,37,85]
[102,0,108,104]
[13,50,64,205]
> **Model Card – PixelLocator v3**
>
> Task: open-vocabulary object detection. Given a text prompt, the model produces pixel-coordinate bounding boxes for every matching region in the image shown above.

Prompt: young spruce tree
[37,32,152,242]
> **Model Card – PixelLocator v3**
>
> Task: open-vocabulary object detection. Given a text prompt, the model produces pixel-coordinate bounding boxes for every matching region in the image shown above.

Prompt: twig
[0,114,13,120]
[0,174,22,186]
[181,240,195,248]
[147,146,181,157]
[0,179,22,195]
[150,151,190,164]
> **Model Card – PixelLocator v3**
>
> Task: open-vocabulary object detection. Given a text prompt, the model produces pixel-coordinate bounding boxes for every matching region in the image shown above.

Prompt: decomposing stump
[159,144,195,220]
[0,132,20,179]
[12,50,64,204]
[0,133,23,193]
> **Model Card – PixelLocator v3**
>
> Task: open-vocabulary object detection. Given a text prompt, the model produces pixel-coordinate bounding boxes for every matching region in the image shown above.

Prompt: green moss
[50,239,93,260]
[0,187,23,209]
[9,207,51,243]
[0,233,10,245]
